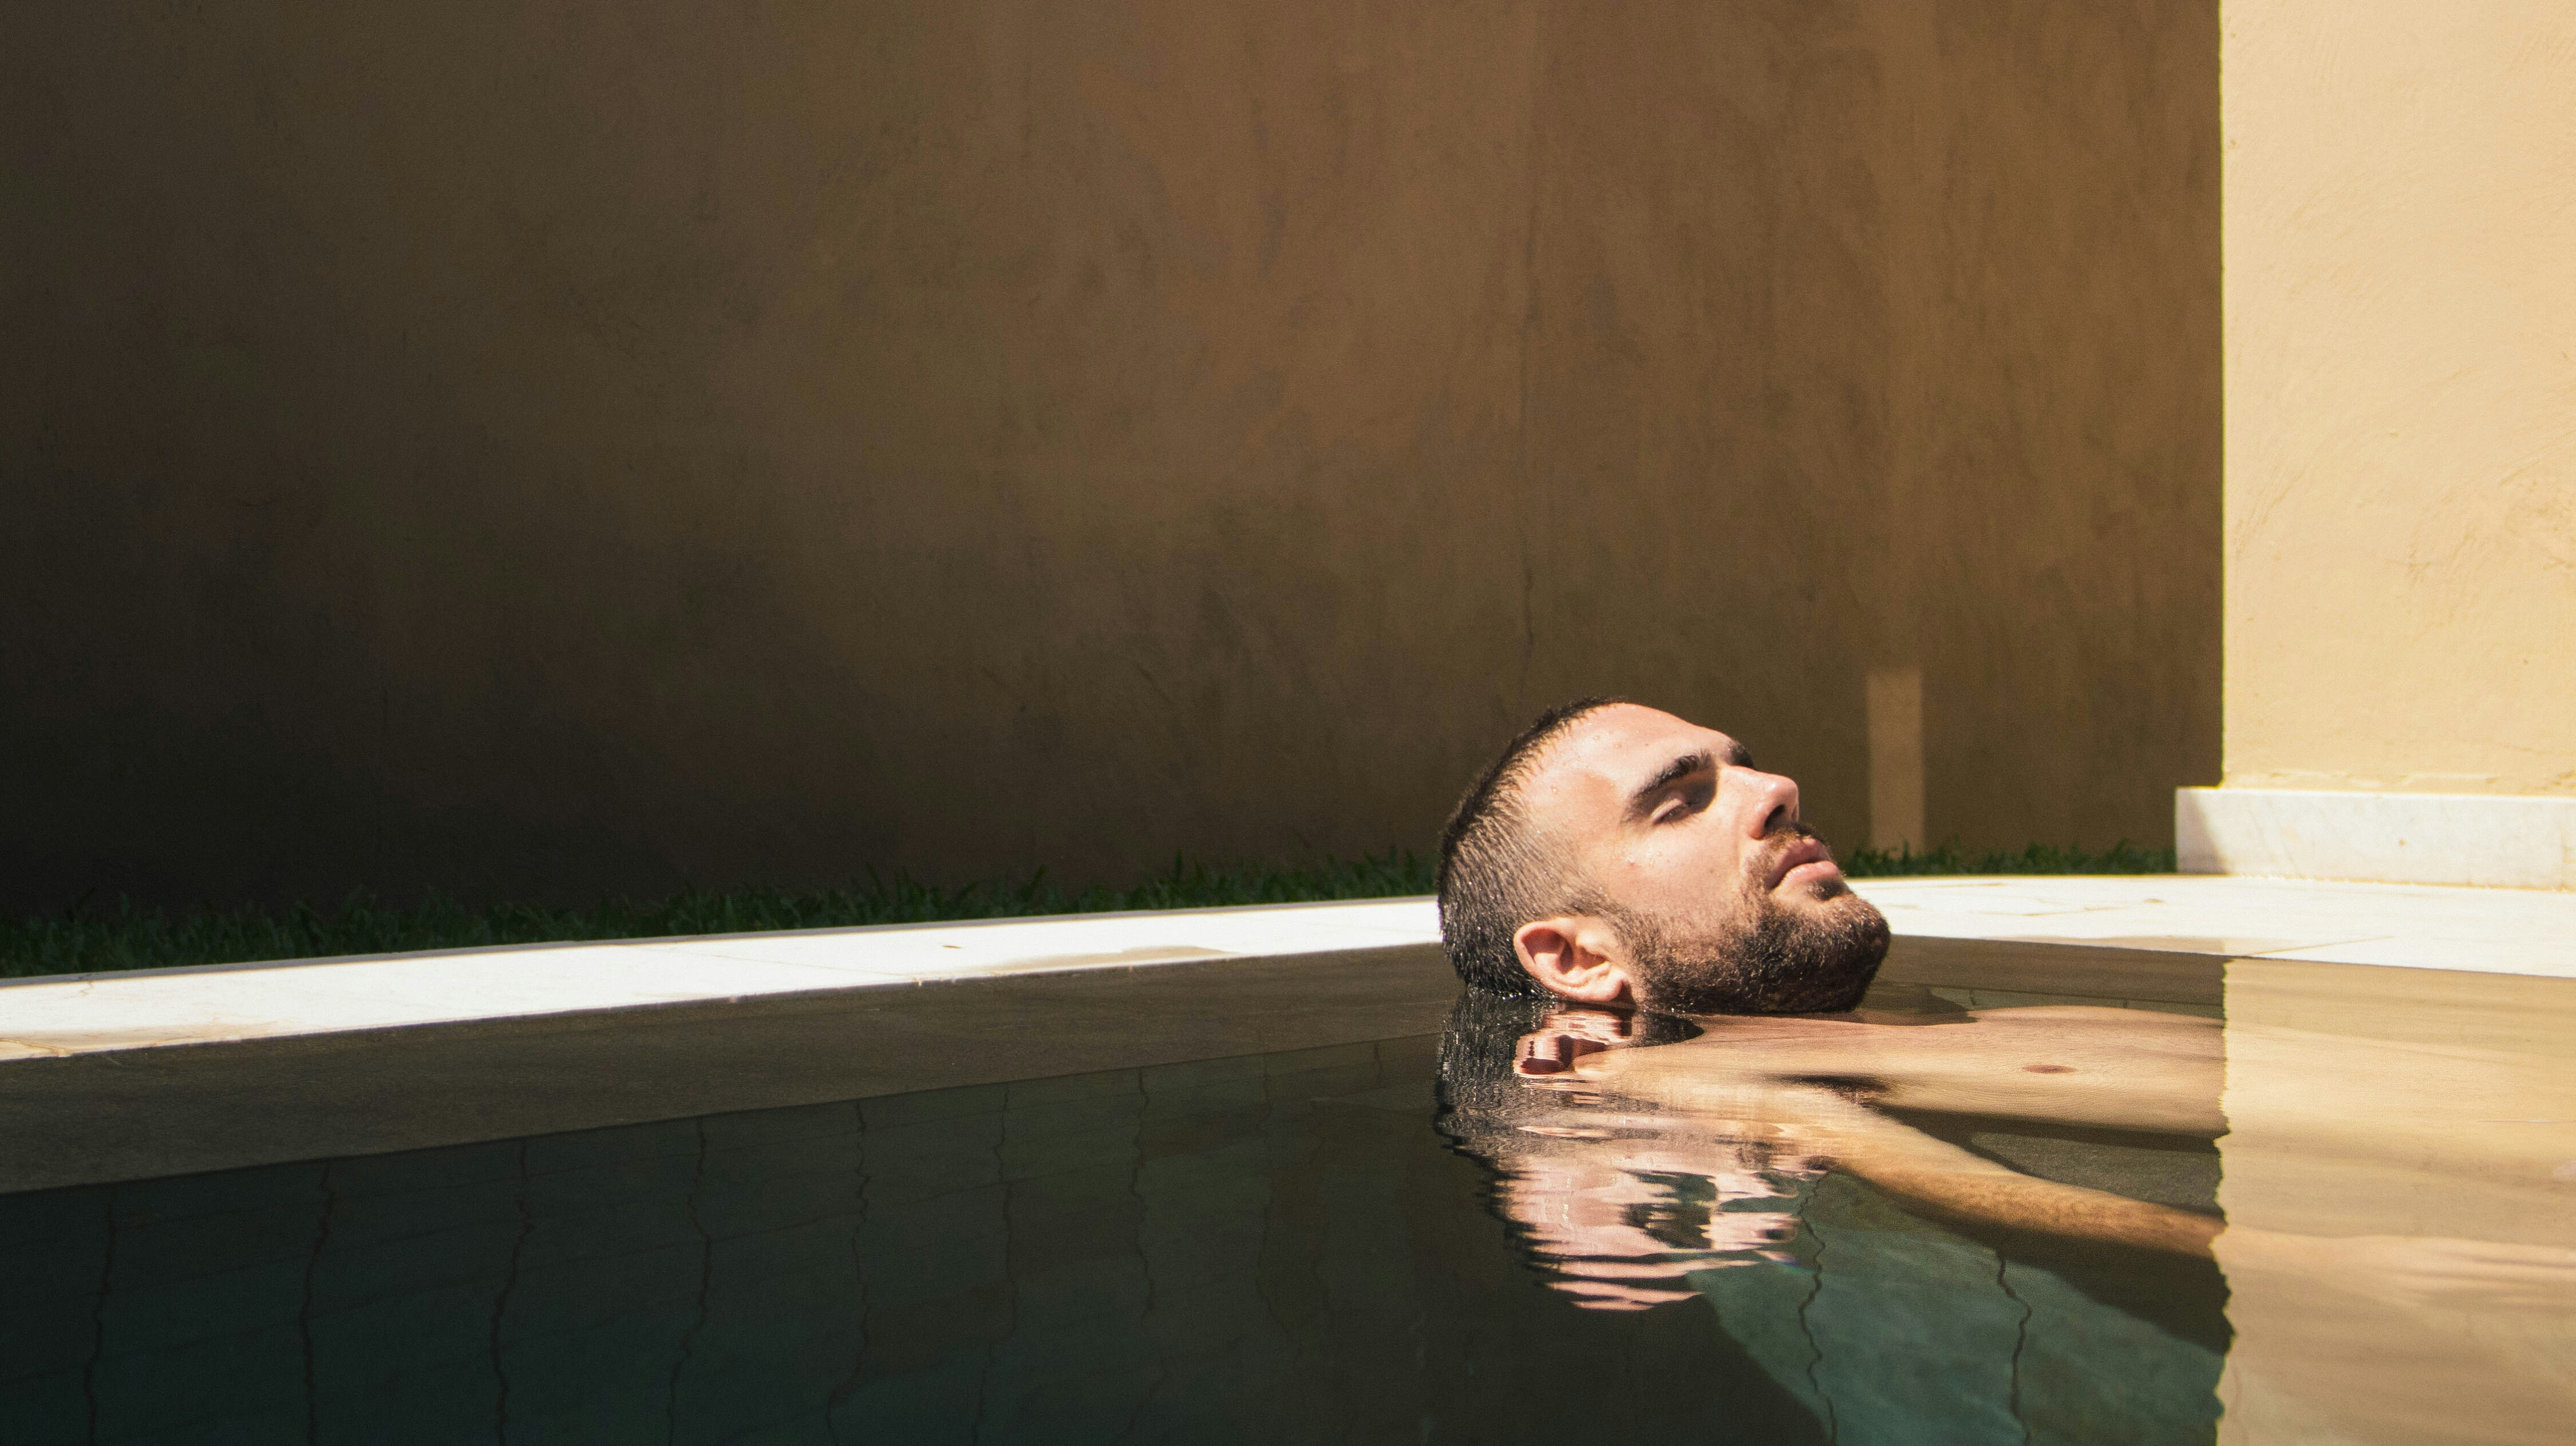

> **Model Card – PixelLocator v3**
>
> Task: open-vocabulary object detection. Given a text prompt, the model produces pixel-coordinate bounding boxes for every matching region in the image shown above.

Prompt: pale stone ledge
[4,877,2568,1192]
[2176,787,2576,890]
[6,877,2572,1069]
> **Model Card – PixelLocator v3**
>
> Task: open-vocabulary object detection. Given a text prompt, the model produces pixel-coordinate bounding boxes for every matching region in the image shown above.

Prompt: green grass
[1,841,2173,980]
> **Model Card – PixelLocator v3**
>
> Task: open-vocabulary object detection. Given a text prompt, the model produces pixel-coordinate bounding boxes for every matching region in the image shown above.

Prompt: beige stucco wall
[2223,0,2576,796]
[1,2,2218,910]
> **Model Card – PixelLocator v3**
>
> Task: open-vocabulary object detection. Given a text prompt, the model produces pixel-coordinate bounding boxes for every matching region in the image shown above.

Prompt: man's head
[1436,698,1890,1014]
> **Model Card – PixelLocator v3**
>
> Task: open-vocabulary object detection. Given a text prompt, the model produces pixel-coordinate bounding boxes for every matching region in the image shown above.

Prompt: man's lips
[1765,836,1838,890]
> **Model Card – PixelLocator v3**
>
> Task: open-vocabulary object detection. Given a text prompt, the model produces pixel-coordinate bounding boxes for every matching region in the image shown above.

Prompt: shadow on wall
[0,1,2220,910]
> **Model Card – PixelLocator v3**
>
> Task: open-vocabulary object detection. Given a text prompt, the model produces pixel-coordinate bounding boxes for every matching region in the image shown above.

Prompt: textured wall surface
[2222,0,2576,795]
[1,2,2219,910]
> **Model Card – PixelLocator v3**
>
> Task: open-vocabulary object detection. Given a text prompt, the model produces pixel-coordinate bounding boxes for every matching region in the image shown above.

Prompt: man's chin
[1632,891,1891,1016]
[1804,892,1893,1009]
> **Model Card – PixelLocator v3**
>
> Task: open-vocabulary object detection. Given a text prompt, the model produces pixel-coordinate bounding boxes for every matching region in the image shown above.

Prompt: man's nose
[1729,768,1801,839]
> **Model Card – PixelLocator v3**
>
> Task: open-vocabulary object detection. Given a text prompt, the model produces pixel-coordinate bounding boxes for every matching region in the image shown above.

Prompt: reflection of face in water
[1435,993,1826,1311]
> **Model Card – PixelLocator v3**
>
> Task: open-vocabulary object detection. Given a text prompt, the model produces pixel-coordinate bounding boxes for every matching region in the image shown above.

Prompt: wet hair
[1435,697,1624,994]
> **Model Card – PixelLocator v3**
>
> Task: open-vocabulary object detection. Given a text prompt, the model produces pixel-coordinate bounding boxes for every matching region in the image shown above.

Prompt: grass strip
[1,842,2173,979]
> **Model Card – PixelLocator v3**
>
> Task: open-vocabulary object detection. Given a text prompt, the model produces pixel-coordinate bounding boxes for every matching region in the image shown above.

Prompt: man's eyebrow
[1625,749,1716,820]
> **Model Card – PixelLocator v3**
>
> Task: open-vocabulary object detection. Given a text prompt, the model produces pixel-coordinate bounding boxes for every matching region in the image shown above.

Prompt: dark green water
[0,1033,2224,1444]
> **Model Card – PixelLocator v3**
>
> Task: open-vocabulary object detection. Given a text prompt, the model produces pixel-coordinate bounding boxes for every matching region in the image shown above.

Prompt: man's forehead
[1524,705,1740,809]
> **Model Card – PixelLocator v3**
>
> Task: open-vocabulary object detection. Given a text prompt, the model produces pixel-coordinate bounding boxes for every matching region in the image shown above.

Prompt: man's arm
[1577,1048,2576,1308]
[1809,1101,2222,1256]
[1574,1053,2222,1257]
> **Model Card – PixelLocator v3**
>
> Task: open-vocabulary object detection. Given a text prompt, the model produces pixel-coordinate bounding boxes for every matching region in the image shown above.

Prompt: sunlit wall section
[2188,0,2576,886]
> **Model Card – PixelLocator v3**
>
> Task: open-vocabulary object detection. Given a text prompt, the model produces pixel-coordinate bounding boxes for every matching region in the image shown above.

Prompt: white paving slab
[1,877,2567,1064]
[1859,874,2576,977]
[2177,787,2576,890]
[0,899,1441,1062]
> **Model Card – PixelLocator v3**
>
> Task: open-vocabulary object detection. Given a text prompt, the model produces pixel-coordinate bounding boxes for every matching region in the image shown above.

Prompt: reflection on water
[1438,967,2576,1446]
[0,1039,1836,1444]
[2,958,2569,1443]
[2212,962,2576,1446]
[1436,986,2233,1443]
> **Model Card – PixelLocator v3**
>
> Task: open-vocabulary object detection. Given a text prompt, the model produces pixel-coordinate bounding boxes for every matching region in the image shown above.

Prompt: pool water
[3,958,2570,1444]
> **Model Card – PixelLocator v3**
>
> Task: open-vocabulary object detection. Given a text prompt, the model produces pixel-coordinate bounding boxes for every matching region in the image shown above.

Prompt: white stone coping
[3,876,2569,1063]
[0,898,1441,1062]
[2178,785,2576,890]
[1859,874,2576,977]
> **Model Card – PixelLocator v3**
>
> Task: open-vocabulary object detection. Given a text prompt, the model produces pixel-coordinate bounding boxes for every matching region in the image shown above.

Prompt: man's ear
[1512,915,1634,1004]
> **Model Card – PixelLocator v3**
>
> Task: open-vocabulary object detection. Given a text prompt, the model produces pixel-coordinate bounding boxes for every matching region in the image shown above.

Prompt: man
[1437,696,1890,1016]
[1433,698,2571,1276]
[1432,699,2576,1441]
[1435,698,2234,1261]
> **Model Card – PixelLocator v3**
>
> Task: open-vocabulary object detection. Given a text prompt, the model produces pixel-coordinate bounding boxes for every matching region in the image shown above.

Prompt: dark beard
[1609,839,1892,1016]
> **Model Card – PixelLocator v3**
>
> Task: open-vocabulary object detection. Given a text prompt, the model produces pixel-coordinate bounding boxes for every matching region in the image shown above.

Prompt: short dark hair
[1435,697,1624,994]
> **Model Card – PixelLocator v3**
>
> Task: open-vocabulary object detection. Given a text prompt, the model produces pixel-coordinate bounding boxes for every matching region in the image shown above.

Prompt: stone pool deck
[0,897,1441,1063]
[1865,874,2575,975]
[3,874,2570,1065]
[1,874,2570,1193]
